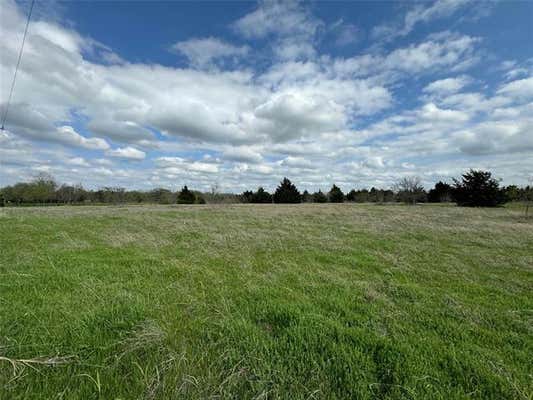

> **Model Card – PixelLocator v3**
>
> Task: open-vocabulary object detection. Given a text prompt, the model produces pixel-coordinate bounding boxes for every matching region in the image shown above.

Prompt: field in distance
[1,204,532,399]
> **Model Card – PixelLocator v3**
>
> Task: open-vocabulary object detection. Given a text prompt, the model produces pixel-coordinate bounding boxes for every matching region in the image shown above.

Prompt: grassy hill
[1,204,531,399]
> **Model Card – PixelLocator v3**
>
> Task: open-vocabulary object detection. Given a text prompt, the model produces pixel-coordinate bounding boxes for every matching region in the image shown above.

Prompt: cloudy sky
[1,0,532,192]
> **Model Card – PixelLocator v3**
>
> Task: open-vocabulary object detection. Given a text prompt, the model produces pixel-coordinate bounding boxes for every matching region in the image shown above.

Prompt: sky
[1,0,532,193]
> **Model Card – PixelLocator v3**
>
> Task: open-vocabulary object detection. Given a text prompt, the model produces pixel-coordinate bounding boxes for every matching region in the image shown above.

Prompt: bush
[273,178,301,203]
[452,170,505,207]
[328,185,344,203]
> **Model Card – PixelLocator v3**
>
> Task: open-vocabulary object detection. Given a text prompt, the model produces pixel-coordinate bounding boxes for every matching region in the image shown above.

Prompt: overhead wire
[1,0,36,131]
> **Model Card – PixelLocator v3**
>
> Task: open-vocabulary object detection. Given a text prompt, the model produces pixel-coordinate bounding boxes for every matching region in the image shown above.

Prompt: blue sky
[1,0,532,192]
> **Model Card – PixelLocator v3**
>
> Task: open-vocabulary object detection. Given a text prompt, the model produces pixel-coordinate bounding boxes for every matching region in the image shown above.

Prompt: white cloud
[223,146,263,163]
[280,156,314,169]
[372,0,472,42]
[1,0,531,190]
[106,146,146,160]
[67,157,90,167]
[234,0,321,39]
[423,76,470,95]
[419,103,470,123]
[253,92,346,141]
[56,126,110,150]
[171,37,249,68]
[497,77,533,100]
[332,32,480,80]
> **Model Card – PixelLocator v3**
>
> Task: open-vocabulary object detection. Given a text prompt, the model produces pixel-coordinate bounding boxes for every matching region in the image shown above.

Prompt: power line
[1,0,36,131]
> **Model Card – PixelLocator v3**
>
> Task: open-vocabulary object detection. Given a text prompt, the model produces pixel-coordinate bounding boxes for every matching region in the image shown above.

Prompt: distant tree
[100,187,126,204]
[369,187,382,203]
[328,184,344,203]
[394,176,425,204]
[452,169,505,207]
[346,189,357,202]
[273,178,301,203]
[150,188,173,204]
[56,185,74,204]
[177,185,196,204]
[301,190,312,203]
[253,187,272,203]
[502,185,520,203]
[354,189,369,203]
[240,187,272,203]
[241,190,254,203]
[312,190,328,203]
[382,189,395,202]
[30,173,57,203]
[428,181,452,203]
[194,192,206,204]
[126,190,145,203]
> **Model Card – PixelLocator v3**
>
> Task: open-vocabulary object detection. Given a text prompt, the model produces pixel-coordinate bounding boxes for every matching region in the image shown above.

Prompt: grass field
[1,204,532,399]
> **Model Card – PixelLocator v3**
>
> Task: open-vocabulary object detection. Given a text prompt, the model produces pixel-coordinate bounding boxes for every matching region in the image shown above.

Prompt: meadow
[0,204,531,399]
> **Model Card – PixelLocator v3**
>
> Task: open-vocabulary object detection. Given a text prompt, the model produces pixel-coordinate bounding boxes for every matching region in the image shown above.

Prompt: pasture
[0,204,532,399]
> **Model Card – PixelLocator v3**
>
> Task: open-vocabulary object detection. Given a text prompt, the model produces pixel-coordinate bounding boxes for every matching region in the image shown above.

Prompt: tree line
[241,172,531,207]
[1,170,531,208]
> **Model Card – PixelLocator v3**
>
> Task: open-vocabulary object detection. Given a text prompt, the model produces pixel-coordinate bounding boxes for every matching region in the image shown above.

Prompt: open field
[0,204,532,399]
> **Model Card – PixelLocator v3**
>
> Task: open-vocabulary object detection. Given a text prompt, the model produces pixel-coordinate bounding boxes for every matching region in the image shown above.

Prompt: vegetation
[312,190,328,203]
[328,184,344,203]
[394,177,426,204]
[272,178,301,204]
[177,185,196,204]
[0,204,531,399]
[427,181,452,203]
[452,169,505,207]
[1,171,532,209]
[241,187,272,203]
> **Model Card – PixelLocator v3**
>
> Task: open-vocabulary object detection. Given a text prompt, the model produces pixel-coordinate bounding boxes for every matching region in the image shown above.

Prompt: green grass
[1,204,532,399]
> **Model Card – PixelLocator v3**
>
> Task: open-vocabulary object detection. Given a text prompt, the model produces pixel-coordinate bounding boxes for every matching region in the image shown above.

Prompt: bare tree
[394,176,425,205]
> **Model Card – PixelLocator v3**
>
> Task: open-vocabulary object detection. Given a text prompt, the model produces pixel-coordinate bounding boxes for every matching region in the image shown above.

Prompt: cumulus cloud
[171,37,249,68]
[154,156,218,173]
[234,0,322,39]
[234,0,323,61]
[497,77,533,100]
[423,76,471,95]
[67,157,90,167]
[106,146,146,160]
[1,0,531,190]
[223,146,264,163]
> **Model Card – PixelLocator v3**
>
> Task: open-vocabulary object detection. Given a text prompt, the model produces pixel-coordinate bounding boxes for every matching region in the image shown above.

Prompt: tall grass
[1,204,532,399]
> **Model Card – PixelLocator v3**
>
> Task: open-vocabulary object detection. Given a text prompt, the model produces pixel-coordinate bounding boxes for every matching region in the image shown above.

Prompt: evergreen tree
[328,184,344,203]
[452,170,504,207]
[346,189,357,202]
[312,190,328,203]
[253,187,272,203]
[241,190,254,203]
[428,181,452,203]
[301,190,312,203]
[273,178,301,203]
[177,185,196,204]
